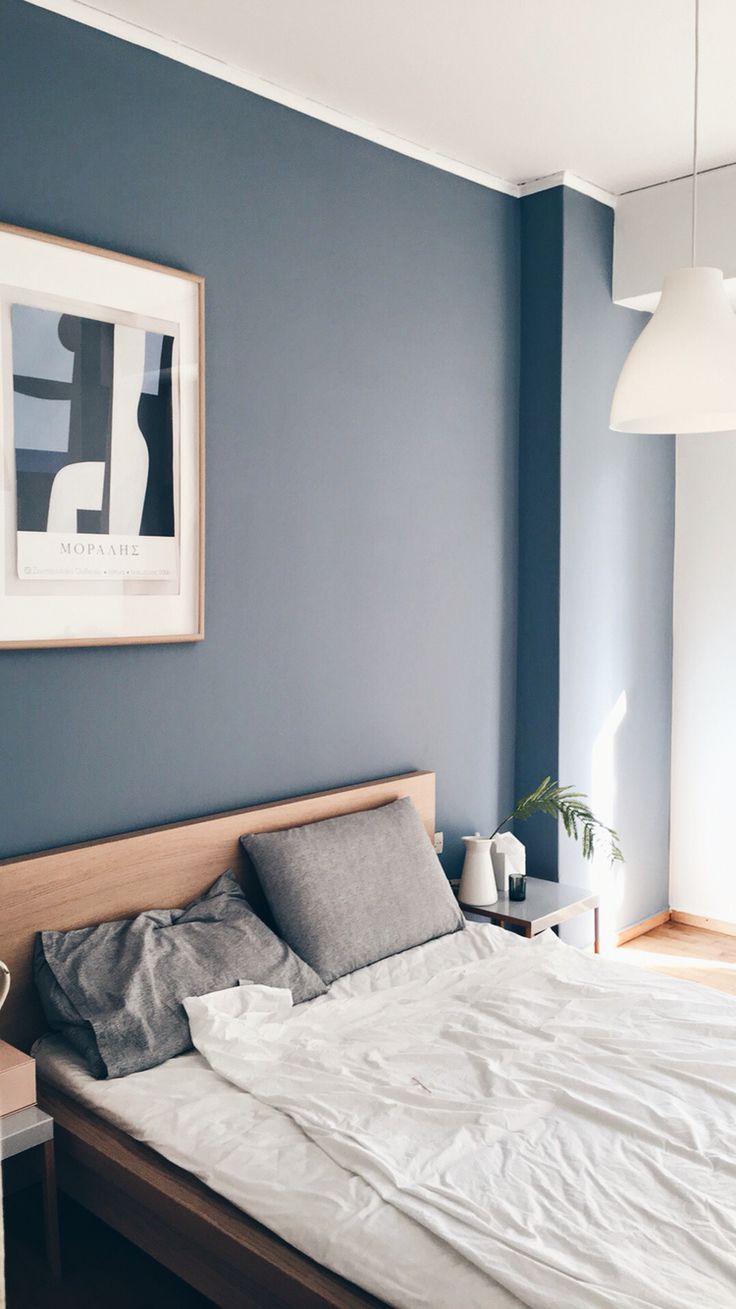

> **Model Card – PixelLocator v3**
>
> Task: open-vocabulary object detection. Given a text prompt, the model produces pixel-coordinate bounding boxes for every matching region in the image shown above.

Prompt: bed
[3,771,736,1309]
[34,923,523,1309]
[0,770,455,1308]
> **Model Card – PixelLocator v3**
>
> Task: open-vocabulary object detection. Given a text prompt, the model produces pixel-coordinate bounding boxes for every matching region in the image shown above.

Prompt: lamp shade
[610,267,736,434]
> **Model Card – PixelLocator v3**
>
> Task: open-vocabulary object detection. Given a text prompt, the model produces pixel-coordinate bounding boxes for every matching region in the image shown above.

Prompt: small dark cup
[508,872,527,901]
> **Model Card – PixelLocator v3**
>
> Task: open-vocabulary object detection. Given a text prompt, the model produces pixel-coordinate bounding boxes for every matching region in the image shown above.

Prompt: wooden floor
[614,919,736,995]
[2,921,733,1308]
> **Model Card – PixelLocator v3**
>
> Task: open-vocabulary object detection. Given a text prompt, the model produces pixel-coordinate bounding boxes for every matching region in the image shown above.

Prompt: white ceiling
[35,0,736,194]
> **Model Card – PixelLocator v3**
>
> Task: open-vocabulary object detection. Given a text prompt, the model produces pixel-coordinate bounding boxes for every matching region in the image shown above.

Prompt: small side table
[460,877,600,953]
[1,1104,61,1278]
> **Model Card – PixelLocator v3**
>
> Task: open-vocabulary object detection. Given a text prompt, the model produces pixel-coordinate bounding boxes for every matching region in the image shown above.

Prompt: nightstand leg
[594,905,600,955]
[41,1137,61,1279]
[524,924,533,939]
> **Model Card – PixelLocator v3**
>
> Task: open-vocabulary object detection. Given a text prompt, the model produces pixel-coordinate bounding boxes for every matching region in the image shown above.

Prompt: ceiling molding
[518,172,617,209]
[28,0,616,207]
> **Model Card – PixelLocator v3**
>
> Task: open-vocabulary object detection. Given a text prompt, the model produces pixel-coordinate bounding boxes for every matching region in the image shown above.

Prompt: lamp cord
[691,0,700,267]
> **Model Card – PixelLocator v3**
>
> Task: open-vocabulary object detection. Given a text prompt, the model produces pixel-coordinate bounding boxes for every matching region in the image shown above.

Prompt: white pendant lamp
[610,0,736,435]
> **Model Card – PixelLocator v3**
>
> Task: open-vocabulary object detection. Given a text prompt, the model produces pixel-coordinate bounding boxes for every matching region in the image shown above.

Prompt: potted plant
[492,776,623,862]
[459,777,622,907]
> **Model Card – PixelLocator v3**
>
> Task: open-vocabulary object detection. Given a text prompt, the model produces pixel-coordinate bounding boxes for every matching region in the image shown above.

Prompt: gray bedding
[242,797,464,984]
[34,870,326,1078]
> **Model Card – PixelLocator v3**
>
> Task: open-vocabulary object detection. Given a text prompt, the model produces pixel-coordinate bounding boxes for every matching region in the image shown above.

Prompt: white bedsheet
[36,922,523,1309]
[187,932,736,1309]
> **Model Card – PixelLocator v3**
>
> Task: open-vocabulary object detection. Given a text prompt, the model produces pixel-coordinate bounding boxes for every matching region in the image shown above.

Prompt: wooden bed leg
[594,905,600,955]
[41,1137,62,1279]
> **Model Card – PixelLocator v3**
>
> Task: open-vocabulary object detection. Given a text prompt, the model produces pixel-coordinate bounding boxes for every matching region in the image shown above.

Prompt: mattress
[36,921,524,1309]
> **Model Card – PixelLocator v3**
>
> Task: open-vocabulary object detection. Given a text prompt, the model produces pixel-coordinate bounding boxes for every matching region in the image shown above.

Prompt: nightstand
[460,877,600,952]
[1,1104,61,1278]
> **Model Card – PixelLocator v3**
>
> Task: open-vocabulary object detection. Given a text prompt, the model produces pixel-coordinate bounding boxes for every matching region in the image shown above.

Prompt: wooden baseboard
[670,910,736,937]
[612,909,736,947]
[615,909,671,946]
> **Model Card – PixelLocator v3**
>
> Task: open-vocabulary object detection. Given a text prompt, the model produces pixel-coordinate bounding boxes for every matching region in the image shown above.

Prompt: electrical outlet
[434,831,444,854]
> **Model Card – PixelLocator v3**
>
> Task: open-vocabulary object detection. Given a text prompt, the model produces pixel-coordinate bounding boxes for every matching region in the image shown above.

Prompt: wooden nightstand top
[459,876,599,934]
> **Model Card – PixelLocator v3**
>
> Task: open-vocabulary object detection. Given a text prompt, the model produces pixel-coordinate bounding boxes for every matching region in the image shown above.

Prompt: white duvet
[186,931,736,1309]
[38,923,523,1309]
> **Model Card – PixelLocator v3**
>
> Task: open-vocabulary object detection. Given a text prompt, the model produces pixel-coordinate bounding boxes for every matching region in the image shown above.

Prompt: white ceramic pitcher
[458,834,498,906]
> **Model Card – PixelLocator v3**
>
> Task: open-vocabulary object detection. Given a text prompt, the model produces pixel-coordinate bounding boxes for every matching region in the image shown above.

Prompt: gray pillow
[34,871,326,1079]
[242,797,463,984]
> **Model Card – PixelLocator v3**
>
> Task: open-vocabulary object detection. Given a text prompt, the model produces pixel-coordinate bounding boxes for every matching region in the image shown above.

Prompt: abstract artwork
[13,306,177,583]
[0,224,203,647]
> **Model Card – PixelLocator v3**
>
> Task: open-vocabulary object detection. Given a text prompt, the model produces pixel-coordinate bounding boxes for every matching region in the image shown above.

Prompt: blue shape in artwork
[13,392,71,452]
[142,332,164,394]
[11,305,74,381]
[14,448,69,475]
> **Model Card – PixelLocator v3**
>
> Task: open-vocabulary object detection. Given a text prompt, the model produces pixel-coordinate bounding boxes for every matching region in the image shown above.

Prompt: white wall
[614,176,736,927]
[670,433,736,922]
[613,164,736,311]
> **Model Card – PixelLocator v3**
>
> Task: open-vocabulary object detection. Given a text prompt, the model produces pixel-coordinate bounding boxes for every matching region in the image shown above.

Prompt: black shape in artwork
[77,509,102,533]
[15,471,56,532]
[59,313,113,534]
[13,377,73,400]
[138,332,175,538]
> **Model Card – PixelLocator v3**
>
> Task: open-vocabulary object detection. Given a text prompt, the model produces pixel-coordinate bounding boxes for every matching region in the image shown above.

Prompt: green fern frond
[490,778,623,867]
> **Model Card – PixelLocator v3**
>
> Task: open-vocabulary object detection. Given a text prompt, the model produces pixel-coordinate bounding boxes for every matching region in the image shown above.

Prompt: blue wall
[513,186,674,934]
[0,6,674,925]
[514,189,563,878]
[558,189,674,937]
[0,0,519,873]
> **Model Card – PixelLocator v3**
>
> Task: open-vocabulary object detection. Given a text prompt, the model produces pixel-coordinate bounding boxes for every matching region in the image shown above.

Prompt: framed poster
[0,223,204,648]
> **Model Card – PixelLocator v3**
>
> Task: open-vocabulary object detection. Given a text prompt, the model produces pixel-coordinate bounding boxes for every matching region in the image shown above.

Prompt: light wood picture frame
[0,222,204,648]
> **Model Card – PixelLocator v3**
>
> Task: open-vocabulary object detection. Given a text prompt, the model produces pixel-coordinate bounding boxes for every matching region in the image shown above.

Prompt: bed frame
[0,771,435,1308]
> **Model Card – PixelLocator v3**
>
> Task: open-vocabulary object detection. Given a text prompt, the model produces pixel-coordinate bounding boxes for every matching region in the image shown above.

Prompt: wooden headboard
[0,771,435,1051]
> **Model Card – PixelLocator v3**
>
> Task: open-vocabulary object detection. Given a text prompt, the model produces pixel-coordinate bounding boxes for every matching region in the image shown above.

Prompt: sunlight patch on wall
[591,690,627,950]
